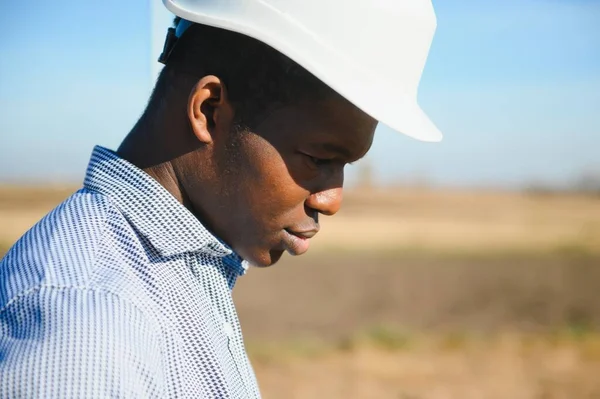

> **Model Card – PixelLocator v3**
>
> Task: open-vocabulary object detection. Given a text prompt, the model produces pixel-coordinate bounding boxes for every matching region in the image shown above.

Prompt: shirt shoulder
[0,188,139,311]
[0,285,165,398]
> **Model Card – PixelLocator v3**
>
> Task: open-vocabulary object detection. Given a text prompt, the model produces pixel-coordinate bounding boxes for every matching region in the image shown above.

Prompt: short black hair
[152,18,339,129]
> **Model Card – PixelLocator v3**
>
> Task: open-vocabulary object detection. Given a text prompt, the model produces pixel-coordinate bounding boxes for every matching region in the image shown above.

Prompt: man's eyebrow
[320,143,366,162]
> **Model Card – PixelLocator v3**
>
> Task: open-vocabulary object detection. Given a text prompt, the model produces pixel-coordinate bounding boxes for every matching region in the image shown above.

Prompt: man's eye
[306,155,332,167]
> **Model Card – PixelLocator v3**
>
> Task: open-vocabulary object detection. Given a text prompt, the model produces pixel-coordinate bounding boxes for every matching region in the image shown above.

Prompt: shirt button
[223,321,234,338]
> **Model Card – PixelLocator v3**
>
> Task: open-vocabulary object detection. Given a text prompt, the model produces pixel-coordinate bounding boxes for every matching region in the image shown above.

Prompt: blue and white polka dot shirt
[0,146,261,398]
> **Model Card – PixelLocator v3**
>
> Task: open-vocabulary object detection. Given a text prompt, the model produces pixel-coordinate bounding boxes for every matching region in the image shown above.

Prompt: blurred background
[1,1,599,398]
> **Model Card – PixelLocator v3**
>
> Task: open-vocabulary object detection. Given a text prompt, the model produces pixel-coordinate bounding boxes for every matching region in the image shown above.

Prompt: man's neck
[117,115,189,207]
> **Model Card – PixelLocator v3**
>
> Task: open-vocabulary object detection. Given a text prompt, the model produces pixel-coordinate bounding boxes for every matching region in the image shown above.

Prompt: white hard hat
[162,0,442,142]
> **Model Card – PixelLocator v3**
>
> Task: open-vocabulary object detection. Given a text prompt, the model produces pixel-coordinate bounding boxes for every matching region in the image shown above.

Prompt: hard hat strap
[158,27,178,65]
[158,19,194,65]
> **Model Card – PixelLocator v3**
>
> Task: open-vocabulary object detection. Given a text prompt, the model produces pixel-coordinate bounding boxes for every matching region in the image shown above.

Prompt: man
[0,0,441,397]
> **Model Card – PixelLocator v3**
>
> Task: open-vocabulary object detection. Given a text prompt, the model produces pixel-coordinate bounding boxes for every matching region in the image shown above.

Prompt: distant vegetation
[525,171,600,197]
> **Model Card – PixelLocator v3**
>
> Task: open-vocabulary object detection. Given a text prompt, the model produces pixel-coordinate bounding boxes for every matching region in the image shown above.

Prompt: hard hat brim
[164,0,442,142]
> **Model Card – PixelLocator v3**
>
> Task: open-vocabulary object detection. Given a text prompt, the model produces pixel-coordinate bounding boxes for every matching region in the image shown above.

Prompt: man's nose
[305,187,343,216]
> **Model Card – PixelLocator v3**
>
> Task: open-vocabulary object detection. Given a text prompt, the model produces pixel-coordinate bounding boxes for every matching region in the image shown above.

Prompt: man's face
[191,98,377,267]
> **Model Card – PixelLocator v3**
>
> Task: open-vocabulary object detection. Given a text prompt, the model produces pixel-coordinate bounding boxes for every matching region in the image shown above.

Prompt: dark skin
[119,75,377,267]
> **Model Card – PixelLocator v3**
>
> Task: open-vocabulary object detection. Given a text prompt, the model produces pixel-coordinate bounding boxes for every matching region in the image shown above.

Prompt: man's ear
[187,75,232,144]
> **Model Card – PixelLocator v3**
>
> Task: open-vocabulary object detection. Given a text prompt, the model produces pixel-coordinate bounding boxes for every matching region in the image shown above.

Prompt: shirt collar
[83,146,248,275]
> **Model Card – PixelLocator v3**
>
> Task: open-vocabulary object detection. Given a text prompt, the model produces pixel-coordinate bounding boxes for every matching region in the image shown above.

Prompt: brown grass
[314,187,600,256]
[252,333,600,399]
[2,185,600,398]
[1,185,599,256]
[0,185,79,246]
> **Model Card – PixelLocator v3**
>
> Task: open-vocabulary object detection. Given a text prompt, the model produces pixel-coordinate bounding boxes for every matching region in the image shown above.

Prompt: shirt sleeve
[0,286,164,398]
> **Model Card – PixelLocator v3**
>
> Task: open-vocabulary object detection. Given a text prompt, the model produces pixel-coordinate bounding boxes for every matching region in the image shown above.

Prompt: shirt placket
[220,257,255,398]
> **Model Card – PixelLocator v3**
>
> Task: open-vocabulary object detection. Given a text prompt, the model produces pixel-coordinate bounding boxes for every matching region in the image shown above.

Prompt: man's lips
[285,228,319,239]
[282,225,319,255]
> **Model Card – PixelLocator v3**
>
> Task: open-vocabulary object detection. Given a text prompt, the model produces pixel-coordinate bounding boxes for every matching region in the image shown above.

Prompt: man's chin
[240,248,285,268]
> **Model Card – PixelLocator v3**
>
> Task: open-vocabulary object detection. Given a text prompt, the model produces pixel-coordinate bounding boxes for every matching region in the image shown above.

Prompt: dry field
[240,253,600,399]
[315,187,600,256]
[1,185,600,398]
[251,333,600,399]
[1,185,599,256]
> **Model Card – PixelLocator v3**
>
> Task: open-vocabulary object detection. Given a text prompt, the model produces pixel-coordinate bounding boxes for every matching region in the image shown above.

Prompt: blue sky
[0,0,599,188]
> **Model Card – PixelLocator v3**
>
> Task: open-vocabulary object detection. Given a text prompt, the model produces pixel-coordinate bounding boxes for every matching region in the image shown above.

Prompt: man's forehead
[254,97,376,150]
[298,105,376,160]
